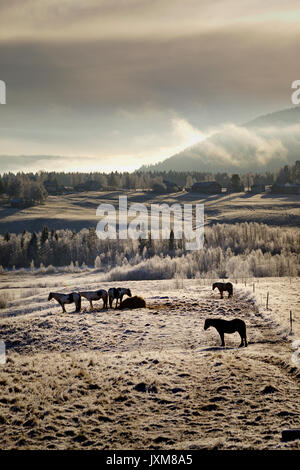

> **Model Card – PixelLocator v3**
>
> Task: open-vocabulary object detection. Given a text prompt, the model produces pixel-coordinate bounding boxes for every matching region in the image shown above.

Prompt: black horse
[212,282,233,299]
[204,318,247,347]
[108,287,132,309]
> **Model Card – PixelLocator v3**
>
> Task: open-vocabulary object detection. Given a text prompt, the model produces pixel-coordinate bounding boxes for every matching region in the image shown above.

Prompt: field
[0,273,299,450]
[0,190,300,234]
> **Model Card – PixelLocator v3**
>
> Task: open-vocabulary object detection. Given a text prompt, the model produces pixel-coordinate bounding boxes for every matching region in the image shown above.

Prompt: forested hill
[140,107,300,173]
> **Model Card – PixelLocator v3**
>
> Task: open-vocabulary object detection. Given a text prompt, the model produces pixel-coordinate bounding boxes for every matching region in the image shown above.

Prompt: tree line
[0,160,299,207]
[1,223,299,278]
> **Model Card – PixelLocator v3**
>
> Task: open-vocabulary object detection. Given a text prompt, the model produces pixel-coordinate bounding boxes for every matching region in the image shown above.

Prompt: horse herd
[48,282,233,313]
[48,280,248,347]
[48,287,132,313]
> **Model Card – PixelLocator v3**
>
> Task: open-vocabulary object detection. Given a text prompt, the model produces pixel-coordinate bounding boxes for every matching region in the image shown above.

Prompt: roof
[274,182,300,188]
[192,181,220,186]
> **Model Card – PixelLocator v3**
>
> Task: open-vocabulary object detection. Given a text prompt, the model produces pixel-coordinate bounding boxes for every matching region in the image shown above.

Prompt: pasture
[0,190,300,234]
[0,274,299,449]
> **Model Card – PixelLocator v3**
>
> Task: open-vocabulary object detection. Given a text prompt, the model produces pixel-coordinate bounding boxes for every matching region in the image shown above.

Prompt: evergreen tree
[27,232,38,262]
[41,226,49,244]
[169,229,175,254]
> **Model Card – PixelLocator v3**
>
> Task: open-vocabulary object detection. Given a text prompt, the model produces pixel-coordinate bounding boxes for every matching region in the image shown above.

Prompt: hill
[141,107,300,173]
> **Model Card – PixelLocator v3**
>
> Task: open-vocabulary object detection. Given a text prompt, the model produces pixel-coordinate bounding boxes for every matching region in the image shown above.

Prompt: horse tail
[77,294,81,312]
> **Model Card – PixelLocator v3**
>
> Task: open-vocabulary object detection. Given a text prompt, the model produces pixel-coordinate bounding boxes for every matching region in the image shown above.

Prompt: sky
[0,0,299,173]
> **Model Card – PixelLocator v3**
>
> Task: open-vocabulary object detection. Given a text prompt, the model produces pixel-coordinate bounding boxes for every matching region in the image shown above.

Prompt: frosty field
[0,274,299,450]
[1,189,300,235]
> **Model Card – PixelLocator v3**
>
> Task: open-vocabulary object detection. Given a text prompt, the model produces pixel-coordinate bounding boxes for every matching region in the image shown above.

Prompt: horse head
[212,283,217,290]
[48,293,53,301]
[127,289,132,297]
[204,319,212,330]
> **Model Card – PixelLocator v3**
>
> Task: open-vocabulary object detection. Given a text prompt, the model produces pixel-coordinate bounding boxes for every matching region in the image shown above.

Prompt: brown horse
[204,318,247,347]
[48,292,81,313]
[213,282,233,299]
[79,289,108,309]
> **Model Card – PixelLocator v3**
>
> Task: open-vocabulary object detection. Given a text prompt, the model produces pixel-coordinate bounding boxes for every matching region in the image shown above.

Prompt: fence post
[266,292,269,310]
[290,310,293,334]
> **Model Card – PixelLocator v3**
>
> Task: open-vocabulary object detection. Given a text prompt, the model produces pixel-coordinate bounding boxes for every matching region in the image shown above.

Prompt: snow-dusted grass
[0,273,299,450]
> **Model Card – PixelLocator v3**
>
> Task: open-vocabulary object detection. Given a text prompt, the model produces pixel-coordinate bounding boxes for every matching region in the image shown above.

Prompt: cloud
[0,115,208,172]
[171,118,206,147]
[165,122,300,172]
[0,1,299,40]
[0,1,299,172]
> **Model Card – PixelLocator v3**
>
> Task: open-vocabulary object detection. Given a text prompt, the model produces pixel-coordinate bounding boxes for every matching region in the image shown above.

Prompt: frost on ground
[0,275,299,450]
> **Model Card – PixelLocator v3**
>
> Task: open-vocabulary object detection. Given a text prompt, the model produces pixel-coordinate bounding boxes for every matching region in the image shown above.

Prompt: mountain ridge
[140,107,300,173]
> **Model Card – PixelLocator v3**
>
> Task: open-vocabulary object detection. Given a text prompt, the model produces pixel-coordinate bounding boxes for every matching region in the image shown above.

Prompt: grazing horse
[108,287,132,309]
[204,318,247,347]
[48,292,81,313]
[79,289,108,310]
[213,282,233,299]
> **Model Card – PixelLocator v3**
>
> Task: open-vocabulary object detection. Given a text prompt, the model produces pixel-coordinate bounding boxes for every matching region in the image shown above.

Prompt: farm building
[152,180,182,194]
[10,198,35,208]
[271,182,300,195]
[189,181,222,194]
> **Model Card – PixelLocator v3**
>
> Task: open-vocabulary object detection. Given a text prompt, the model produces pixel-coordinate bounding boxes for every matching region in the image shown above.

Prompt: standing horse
[212,282,233,299]
[204,318,247,347]
[48,292,81,313]
[79,289,108,310]
[108,287,132,309]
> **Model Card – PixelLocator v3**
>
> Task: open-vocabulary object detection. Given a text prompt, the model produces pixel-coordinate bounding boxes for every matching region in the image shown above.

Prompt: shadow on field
[199,346,235,351]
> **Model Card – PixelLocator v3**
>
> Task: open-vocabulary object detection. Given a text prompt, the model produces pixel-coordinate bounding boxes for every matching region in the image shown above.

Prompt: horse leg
[89,300,93,310]
[220,290,223,299]
[60,301,66,313]
[238,330,247,347]
[219,331,225,347]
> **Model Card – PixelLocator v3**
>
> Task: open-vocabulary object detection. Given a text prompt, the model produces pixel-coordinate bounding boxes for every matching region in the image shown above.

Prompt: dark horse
[213,282,233,299]
[108,287,132,309]
[48,292,81,313]
[204,318,247,347]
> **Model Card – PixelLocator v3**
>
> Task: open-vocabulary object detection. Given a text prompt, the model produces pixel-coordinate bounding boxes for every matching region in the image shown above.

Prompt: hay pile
[118,296,146,309]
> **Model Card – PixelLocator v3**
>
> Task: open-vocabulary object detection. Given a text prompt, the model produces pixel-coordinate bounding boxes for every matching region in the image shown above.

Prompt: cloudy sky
[0,0,299,172]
